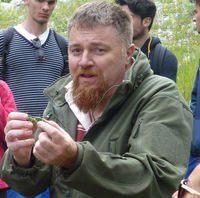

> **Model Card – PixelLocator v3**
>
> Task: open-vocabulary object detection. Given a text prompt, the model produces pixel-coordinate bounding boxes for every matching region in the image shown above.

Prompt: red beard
[72,68,109,113]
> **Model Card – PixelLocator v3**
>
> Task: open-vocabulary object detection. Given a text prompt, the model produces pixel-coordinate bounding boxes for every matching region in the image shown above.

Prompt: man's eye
[95,48,106,54]
[48,0,56,5]
[70,48,82,55]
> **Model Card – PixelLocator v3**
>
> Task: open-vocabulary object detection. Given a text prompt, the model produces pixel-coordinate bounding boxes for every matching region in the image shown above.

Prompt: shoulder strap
[53,30,69,75]
[152,43,167,74]
[1,27,14,80]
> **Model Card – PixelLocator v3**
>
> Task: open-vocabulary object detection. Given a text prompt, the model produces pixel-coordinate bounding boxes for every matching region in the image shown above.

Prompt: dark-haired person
[0,1,192,198]
[115,0,178,82]
[172,0,200,197]
[0,0,69,197]
[0,0,68,117]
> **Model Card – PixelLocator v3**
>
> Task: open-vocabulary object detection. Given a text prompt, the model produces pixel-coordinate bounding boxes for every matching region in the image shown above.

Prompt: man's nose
[78,51,93,68]
[42,2,50,10]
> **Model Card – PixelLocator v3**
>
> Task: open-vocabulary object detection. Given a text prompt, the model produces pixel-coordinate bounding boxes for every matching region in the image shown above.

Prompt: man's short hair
[115,0,156,30]
[67,1,133,48]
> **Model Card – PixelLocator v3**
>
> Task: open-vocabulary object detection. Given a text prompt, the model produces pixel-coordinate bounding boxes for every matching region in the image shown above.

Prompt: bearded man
[115,0,178,82]
[0,1,192,198]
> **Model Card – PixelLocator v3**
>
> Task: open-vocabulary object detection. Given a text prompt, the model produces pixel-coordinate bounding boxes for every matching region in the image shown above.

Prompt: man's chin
[78,83,97,91]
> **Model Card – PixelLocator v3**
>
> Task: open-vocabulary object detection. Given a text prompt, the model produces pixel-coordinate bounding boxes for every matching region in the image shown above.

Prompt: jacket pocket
[109,134,119,153]
[131,118,142,138]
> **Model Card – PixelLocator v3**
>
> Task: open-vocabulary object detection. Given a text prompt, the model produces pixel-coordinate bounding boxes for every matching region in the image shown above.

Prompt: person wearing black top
[115,0,178,82]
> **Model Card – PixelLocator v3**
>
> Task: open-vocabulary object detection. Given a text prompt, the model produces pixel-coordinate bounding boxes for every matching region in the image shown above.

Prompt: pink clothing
[76,121,87,141]
[0,80,17,189]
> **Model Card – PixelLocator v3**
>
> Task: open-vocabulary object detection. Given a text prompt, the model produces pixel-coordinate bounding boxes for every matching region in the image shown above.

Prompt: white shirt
[14,24,49,45]
[64,81,95,131]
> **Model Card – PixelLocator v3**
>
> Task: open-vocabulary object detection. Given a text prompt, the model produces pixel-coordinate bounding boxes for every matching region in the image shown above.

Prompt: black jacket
[141,36,178,82]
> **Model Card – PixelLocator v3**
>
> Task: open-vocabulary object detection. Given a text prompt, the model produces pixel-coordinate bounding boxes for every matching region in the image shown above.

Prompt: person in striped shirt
[0,0,68,117]
[0,0,68,197]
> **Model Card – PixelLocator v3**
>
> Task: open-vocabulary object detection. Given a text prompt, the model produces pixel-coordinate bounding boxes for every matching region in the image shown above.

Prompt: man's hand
[33,120,78,168]
[171,190,178,198]
[5,112,36,167]
[172,191,200,198]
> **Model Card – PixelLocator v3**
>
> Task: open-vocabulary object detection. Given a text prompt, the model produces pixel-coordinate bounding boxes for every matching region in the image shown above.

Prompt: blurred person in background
[172,0,200,197]
[115,0,178,82]
[0,0,68,117]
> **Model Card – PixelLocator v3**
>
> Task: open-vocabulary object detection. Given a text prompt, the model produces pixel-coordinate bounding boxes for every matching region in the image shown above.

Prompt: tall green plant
[152,0,200,102]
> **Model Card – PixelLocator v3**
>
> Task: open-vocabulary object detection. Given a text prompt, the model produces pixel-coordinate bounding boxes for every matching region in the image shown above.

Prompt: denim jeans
[6,188,49,198]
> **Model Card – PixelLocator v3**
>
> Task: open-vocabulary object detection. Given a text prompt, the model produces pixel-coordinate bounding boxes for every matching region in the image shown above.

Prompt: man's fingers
[7,112,28,121]
[7,139,35,150]
[37,120,67,142]
[5,129,34,142]
[40,120,61,129]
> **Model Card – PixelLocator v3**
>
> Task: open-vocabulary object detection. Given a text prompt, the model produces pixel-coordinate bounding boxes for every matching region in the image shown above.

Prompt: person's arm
[171,67,200,198]
[60,89,192,197]
[159,49,178,82]
[0,81,17,141]
[185,164,200,196]
[172,164,200,198]
[0,32,5,80]
[190,66,200,112]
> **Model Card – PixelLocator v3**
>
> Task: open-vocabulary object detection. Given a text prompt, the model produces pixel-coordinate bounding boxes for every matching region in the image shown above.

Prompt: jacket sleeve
[0,81,17,141]
[190,65,199,113]
[185,155,200,178]
[0,150,52,197]
[160,49,178,82]
[59,89,192,198]
[0,32,4,80]
[185,66,200,178]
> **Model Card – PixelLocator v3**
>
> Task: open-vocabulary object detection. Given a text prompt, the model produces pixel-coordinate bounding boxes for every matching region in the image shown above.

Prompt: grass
[152,0,200,102]
[0,0,199,103]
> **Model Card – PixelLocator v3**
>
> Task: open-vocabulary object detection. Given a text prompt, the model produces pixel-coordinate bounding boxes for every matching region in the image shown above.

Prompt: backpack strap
[0,27,14,80]
[152,43,167,74]
[53,30,69,75]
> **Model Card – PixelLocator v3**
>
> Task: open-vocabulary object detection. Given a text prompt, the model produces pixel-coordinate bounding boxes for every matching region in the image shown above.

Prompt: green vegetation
[153,0,200,102]
[0,0,199,103]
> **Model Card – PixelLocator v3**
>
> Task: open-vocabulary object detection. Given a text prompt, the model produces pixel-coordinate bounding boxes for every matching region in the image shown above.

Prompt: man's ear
[125,44,135,70]
[143,17,152,28]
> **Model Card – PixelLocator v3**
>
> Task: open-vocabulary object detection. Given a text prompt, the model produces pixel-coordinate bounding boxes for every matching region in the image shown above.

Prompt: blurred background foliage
[0,0,199,103]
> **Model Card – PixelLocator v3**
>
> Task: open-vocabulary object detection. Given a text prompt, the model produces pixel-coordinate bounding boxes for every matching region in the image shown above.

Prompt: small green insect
[27,116,44,128]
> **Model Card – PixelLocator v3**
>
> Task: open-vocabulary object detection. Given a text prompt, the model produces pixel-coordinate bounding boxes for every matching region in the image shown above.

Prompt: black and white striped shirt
[0,28,67,116]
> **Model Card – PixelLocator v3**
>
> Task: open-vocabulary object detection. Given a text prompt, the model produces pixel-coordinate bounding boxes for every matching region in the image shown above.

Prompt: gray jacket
[0,49,192,198]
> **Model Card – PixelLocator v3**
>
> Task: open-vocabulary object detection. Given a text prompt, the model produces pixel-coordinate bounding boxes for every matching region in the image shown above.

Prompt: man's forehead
[68,25,120,42]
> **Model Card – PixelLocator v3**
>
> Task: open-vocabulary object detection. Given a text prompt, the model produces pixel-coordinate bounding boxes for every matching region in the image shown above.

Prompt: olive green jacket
[0,49,192,198]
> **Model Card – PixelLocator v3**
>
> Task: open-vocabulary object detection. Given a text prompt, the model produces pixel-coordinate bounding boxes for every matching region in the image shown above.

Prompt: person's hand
[5,112,36,167]
[183,165,200,198]
[171,165,200,198]
[33,120,78,168]
[171,190,178,198]
[188,165,200,192]
[171,190,200,198]
[180,193,200,198]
